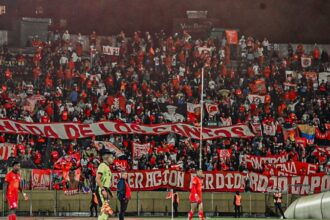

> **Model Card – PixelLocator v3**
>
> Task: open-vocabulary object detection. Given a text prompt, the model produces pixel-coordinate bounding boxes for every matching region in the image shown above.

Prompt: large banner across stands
[28,169,330,195]
[108,169,330,195]
[0,119,254,140]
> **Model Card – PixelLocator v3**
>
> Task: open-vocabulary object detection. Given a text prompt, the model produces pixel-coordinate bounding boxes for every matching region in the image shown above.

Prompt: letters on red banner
[31,169,51,190]
[107,169,329,195]
[0,119,254,140]
[265,161,318,175]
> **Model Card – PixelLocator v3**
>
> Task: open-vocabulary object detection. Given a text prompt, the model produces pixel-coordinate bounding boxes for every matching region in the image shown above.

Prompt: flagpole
[199,68,204,169]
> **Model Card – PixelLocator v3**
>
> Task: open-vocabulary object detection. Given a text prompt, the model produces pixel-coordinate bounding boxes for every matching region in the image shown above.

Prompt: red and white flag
[248,94,265,104]
[218,149,232,160]
[187,103,201,122]
[0,143,16,160]
[94,141,124,157]
[132,142,151,159]
[262,121,276,136]
[205,103,219,117]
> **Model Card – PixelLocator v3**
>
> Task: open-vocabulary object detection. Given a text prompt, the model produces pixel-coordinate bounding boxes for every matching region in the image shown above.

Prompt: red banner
[107,169,330,195]
[113,160,129,171]
[266,161,318,175]
[225,30,238,44]
[31,169,51,190]
[316,124,330,140]
[132,142,151,159]
[241,153,288,170]
[0,119,254,140]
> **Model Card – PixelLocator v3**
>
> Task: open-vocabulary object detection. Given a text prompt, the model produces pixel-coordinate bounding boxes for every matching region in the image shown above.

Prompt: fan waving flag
[205,103,219,117]
[298,124,315,145]
[187,103,201,123]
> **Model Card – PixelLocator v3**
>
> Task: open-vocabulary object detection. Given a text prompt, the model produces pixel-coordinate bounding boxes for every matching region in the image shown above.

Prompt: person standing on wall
[96,149,115,220]
[117,171,131,220]
[233,191,242,218]
[274,188,286,219]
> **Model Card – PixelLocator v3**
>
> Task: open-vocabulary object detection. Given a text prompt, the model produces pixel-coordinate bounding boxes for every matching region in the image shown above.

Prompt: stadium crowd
[0,29,330,191]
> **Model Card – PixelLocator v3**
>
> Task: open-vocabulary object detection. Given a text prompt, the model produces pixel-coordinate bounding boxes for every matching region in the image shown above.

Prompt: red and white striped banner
[0,119,254,140]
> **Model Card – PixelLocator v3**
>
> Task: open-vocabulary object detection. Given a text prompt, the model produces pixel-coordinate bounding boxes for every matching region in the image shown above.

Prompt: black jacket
[117,178,126,200]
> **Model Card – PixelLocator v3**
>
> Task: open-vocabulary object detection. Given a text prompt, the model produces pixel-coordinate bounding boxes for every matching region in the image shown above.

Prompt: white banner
[0,119,255,140]
[102,46,120,56]
[248,94,265,103]
[132,142,151,159]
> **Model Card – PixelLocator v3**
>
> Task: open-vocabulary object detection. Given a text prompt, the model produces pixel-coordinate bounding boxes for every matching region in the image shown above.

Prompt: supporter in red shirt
[4,161,28,220]
[188,170,205,220]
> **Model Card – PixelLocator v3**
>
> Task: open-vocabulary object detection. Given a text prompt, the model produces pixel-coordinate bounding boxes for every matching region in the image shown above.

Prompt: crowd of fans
[0,28,330,191]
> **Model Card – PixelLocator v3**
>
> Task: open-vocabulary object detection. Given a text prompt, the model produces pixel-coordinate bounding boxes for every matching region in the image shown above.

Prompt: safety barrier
[0,190,301,217]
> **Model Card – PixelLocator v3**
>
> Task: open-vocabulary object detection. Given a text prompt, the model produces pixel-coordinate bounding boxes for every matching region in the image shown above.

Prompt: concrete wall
[0,191,300,216]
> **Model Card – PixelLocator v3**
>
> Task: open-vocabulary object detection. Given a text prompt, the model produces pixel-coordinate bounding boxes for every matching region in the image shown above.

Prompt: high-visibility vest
[274,192,282,203]
[235,195,241,206]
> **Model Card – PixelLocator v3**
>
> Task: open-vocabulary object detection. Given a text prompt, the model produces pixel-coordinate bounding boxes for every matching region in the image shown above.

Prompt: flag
[295,137,307,148]
[225,30,238,44]
[218,149,232,160]
[132,142,151,159]
[166,191,173,199]
[187,103,201,123]
[301,57,312,68]
[262,121,276,136]
[205,103,219,117]
[282,127,297,142]
[106,95,126,112]
[298,124,315,145]
[248,94,265,104]
[94,141,124,157]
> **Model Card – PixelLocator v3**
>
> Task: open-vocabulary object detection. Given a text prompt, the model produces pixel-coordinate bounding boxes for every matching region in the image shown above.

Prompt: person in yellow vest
[233,191,241,218]
[274,188,286,219]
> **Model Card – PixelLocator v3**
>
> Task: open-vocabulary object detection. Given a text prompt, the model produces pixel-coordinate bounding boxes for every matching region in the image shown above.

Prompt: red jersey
[5,171,21,196]
[189,176,203,203]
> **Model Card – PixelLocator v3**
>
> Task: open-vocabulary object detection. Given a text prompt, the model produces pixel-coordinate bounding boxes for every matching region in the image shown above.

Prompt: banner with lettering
[265,161,318,175]
[31,169,51,190]
[132,142,151,159]
[241,153,288,170]
[113,159,129,171]
[102,46,120,56]
[0,143,16,160]
[0,119,255,140]
[107,169,329,195]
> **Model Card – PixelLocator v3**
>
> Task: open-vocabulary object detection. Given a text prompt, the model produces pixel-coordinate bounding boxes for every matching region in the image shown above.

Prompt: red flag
[218,149,232,160]
[166,191,173,199]
[295,137,307,148]
[225,30,238,44]
[205,103,219,117]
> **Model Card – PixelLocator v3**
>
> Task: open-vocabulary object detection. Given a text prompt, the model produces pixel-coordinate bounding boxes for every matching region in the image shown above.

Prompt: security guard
[233,191,241,218]
[274,188,286,219]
